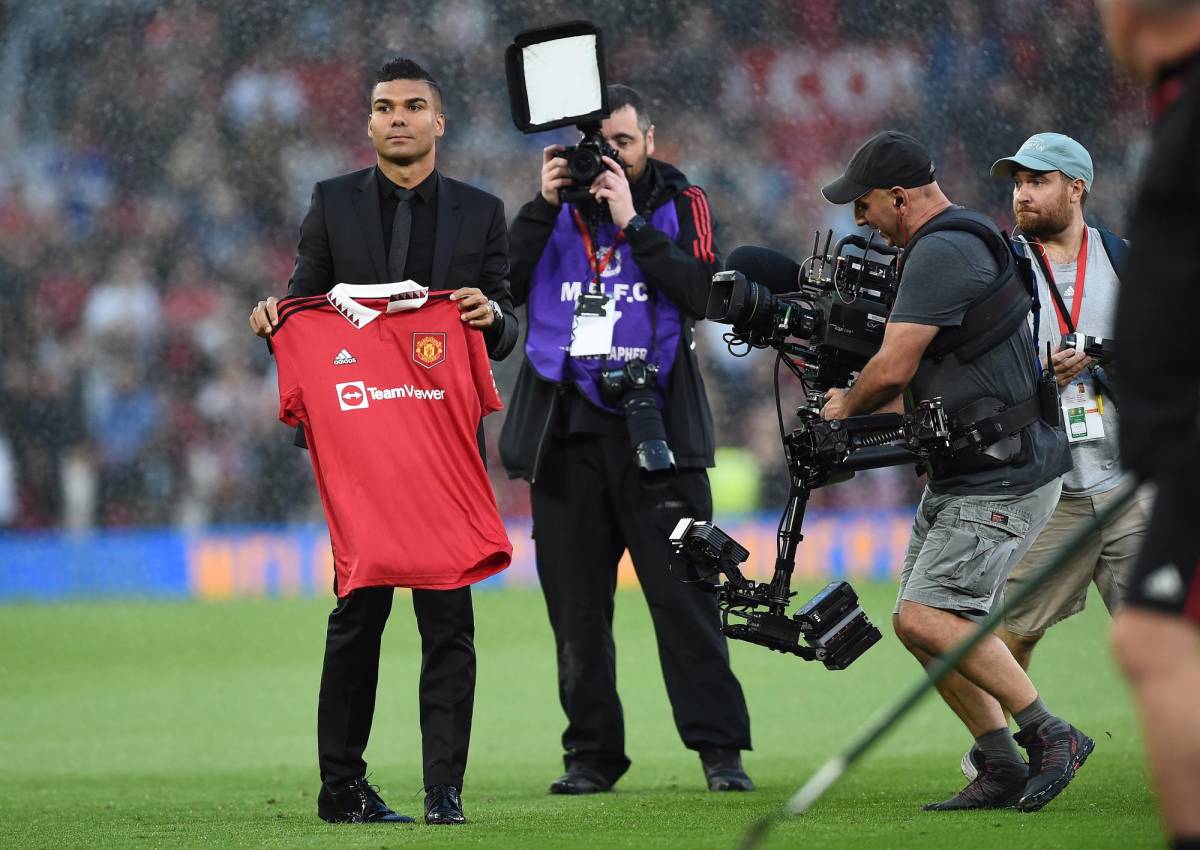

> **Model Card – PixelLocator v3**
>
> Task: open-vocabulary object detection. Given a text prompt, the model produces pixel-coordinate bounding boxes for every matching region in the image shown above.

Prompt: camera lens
[623,389,675,477]
[567,147,603,184]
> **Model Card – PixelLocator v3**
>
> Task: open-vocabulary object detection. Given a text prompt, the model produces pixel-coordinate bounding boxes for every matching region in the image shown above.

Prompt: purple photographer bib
[526,203,682,414]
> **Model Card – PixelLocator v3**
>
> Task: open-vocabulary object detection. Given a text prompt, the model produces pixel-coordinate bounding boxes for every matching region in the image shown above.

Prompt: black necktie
[389,187,414,281]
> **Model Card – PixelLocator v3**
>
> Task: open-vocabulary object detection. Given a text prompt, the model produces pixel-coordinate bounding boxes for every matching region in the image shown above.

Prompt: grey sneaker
[1014,722,1095,812]
[924,760,1028,811]
[960,746,985,782]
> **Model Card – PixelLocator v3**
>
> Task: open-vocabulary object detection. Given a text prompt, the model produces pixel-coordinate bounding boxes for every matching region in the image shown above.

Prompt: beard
[1014,189,1072,238]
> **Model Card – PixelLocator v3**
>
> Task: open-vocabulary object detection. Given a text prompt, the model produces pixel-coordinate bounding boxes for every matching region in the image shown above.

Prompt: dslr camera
[600,358,675,478]
[1063,333,1114,363]
[506,23,622,208]
[557,122,623,206]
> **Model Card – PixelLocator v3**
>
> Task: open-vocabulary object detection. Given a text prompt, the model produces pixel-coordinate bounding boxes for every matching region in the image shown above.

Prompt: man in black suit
[249,57,517,826]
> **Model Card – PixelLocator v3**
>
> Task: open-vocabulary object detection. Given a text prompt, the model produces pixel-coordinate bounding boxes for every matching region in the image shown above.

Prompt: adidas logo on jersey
[333,349,357,365]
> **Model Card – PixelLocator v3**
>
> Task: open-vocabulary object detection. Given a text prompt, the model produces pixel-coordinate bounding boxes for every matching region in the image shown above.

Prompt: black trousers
[316,584,475,790]
[530,434,752,783]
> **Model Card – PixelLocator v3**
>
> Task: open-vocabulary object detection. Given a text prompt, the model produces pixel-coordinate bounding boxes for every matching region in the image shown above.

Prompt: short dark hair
[607,84,650,134]
[372,57,442,112]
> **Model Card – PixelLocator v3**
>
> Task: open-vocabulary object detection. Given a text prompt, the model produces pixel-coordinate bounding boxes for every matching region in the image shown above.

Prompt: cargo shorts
[1003,483,1154,635]
[895,477,1063,622]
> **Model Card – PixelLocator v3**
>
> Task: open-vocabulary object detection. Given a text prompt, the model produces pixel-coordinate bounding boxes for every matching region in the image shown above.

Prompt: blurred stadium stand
[0,1,1147,595]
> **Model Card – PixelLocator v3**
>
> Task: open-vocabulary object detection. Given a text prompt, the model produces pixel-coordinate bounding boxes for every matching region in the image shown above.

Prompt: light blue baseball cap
[990,132,1094,191]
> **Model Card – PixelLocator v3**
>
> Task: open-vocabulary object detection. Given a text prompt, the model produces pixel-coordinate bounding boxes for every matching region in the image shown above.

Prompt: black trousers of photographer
[530,433,752,783]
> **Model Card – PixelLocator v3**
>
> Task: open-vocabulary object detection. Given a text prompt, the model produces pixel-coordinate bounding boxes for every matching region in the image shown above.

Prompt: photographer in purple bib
[499,84,753,794]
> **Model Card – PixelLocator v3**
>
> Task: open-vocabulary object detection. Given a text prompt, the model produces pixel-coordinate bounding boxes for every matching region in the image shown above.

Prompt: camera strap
[1030,230,1087,336]
[572,208,624,290]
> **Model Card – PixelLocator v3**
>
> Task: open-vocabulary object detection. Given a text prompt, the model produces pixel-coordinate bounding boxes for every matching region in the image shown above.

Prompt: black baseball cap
[821,130,936,204]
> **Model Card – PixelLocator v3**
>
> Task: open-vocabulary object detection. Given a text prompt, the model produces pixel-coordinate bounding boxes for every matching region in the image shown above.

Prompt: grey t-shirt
[890,227,1071,495]
[1038,228,1124,496]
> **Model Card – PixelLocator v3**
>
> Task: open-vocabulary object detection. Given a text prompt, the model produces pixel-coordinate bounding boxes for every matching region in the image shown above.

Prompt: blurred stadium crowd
[0,0,1147,530]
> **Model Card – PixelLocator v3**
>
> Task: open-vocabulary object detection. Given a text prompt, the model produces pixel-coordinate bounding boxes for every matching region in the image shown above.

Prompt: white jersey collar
[326,281,429,328]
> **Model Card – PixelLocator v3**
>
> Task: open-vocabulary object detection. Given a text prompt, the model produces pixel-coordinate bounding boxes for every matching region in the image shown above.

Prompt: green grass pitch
[0,582,1162,849]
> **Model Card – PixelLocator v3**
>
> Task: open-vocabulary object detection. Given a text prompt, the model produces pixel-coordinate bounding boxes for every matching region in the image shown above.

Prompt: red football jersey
[270,284,511,594]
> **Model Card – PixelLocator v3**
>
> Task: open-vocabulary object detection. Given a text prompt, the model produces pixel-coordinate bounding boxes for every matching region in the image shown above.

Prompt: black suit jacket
[286,166,518,360]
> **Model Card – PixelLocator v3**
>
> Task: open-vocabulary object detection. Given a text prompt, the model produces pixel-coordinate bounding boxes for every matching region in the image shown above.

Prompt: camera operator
[500,85,753,795]
[944,134,1151,783]
[1101,2,1200,846]
[820,131,1089,813]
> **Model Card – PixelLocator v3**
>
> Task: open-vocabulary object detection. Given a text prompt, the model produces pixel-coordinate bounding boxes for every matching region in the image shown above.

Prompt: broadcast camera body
[707,233,901,412]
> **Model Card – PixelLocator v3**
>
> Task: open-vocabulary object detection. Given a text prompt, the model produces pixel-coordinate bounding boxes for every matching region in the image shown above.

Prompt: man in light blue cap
[952,132,1152,786]
[991,132,1094,191]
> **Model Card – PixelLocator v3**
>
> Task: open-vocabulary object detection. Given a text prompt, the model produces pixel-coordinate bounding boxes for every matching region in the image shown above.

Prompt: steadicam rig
[668,401,952,670]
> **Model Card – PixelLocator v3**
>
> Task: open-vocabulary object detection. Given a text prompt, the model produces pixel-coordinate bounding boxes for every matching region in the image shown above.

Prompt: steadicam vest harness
[898,208,1053,470]
[902,208,1034,364]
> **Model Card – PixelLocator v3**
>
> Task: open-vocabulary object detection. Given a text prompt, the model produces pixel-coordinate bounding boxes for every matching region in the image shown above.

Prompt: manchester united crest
[412,332,446,369]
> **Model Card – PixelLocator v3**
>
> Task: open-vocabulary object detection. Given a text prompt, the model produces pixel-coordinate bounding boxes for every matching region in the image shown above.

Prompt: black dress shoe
[424,785,467,825]
[548,764,614,795]
[317,777,415,823]
[700,748,755,791]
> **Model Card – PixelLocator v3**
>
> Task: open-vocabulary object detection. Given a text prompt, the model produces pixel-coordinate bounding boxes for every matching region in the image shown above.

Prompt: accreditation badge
[1062,378,1104,444]
[569,290,618,358]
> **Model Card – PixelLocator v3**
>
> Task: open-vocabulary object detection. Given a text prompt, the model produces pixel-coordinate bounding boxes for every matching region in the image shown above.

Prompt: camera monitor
[506,21,609,133]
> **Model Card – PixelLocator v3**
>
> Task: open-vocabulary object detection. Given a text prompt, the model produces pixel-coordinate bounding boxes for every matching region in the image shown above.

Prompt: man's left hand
[821,388,850,420]
[450,288,493,329]
[591,156,637,229]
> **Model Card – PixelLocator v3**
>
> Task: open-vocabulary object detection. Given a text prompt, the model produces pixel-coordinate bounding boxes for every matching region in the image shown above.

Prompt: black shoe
[317,777,415,823]
[1014,721,1095,812]
[424,785,467,825]
[923,760,1028,811]
[700,748,755,792]
[549,764,614,795]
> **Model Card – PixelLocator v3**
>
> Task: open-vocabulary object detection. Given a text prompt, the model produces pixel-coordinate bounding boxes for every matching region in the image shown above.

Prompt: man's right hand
[250,296,280,338]
[540,145,570,206]
[1052,344,1094,388]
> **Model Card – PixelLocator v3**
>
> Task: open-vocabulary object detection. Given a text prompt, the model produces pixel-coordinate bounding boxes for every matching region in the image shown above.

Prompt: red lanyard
[1041,228,1088,336]
[572,209,624,281]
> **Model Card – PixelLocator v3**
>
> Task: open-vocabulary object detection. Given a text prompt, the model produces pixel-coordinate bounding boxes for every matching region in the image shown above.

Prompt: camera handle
[760,402,951,617]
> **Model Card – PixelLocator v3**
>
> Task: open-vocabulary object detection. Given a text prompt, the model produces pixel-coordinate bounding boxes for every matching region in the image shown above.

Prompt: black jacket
[499,159,719,482]
[287,166,518,360]
[283,166,518,451]
[1115,50,1200,482]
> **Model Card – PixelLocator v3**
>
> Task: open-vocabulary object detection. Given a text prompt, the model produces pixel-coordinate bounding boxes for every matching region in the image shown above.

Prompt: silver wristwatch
[488,299,504,326]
